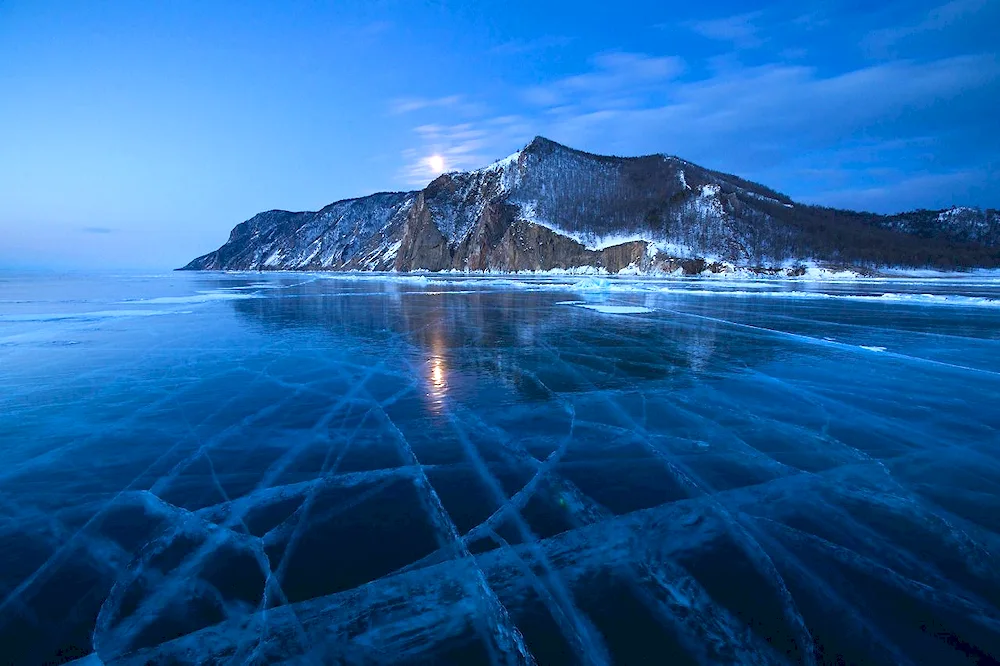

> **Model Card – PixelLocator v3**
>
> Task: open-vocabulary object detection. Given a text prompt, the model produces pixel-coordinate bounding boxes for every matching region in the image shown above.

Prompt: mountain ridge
[181,136,1000,274]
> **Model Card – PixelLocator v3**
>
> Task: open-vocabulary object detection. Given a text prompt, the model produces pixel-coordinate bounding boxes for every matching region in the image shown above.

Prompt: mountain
[181,137,1000,274]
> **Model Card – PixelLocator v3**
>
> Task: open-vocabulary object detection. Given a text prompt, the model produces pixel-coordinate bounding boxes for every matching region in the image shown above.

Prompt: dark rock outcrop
[182,137,1000,273]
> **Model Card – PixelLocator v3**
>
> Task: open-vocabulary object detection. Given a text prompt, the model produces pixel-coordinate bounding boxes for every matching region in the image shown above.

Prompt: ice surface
[2,271,1000,664]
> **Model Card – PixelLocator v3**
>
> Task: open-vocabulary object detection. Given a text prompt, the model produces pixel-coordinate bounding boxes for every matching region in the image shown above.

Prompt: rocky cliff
[181,137,1000,273]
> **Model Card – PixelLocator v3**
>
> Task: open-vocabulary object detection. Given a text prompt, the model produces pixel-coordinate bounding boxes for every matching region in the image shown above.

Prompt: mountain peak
[520,136,645,162]
[475,136,569,174]
[523,135,569,152]
[525,135,556,148]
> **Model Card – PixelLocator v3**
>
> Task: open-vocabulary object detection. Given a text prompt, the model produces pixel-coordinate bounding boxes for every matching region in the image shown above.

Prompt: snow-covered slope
[182,137,1000,273]
[872,206,1000,247]
[183,192,413,271]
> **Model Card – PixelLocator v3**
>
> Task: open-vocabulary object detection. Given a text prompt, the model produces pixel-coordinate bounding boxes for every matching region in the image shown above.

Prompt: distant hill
[181,137,1000,274]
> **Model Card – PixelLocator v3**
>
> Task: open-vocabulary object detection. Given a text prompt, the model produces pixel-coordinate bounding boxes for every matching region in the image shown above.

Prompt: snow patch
[381,240,402,262]
[483,150,521,174]
[0,310,178,322]
[517,202,696,257]
[742,190,788,207]
[138,291,258,305]
[263,249,285,267]
[690,184,725,220]
[938,206,977,221]
[565,304,655,314]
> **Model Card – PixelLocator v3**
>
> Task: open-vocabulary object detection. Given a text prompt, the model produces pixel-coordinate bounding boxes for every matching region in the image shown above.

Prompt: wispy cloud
[388,95,484,116]
[354,21,393,38]
[684,11,765,49]
[398,117,533,186]
[80,226,115,234]
[864,0,991,55]
[803,168,996,212]
[491,35,573,56]
[530,54,999,168]
[524,51,684,107]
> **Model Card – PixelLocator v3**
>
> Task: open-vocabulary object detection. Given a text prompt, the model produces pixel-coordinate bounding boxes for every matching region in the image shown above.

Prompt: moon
[428,155,445,173]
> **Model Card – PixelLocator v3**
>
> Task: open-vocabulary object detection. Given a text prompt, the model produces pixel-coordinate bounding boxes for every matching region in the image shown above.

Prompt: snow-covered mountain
[182,137,1000,273]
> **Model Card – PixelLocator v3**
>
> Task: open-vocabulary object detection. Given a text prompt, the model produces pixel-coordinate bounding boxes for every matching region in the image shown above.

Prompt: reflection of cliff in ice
[2,276,1000,664]
[226,282,741,396]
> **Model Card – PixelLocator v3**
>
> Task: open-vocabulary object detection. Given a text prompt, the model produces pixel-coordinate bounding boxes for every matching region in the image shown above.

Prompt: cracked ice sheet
[1,271,1000,664]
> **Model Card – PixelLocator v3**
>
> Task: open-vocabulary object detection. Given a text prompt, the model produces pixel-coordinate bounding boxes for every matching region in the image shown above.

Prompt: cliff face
[182,137,1000,273]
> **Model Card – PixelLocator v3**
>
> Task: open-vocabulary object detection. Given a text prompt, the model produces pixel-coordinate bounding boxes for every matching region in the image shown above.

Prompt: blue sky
[1,0,997,269]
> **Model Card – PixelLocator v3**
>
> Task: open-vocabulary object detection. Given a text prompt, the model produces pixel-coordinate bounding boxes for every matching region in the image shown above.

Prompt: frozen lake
[2,271,1000,664]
